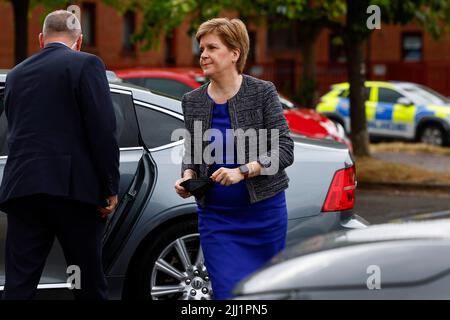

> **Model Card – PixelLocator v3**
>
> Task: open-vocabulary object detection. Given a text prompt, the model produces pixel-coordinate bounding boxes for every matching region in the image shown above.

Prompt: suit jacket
[0,42,120,208]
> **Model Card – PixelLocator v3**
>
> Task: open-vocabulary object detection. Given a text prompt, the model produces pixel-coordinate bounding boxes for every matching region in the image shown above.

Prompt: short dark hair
[43,10,81,40]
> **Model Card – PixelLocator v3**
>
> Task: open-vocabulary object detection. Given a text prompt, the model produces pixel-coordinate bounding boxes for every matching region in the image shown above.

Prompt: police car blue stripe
[375,102,393,121]
[414,105,435,123]
[336,98,349,117]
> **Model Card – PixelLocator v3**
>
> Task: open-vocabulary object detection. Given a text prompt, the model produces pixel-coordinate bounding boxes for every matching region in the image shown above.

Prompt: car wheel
[129,219,212,300]
[419,124,447,146]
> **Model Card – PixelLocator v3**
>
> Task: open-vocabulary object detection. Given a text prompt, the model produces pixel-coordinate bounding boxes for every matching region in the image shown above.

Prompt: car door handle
[127,189,137,199]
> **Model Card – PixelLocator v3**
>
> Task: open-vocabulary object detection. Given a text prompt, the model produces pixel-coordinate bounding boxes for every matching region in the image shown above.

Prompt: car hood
[235,217,450,295]
[425,104,450,116]
[283,108,338,139]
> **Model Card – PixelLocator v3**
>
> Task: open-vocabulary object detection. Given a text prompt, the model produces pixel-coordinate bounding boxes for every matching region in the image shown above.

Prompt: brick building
[1,1,449,97]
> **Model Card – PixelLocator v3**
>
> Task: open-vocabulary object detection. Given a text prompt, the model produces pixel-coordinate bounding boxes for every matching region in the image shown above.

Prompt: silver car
[0,71,367,300]
[235,212,450,300]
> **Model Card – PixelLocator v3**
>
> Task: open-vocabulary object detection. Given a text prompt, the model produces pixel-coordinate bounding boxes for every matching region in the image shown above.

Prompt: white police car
[316,81,450,146]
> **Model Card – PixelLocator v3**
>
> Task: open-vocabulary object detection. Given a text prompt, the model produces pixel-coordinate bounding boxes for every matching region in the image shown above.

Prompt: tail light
[322,166,356,212]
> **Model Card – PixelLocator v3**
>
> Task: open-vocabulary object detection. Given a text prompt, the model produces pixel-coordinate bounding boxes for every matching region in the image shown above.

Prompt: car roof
[115,67,203,75]
[114,68,204,89]
[330,80,417,89]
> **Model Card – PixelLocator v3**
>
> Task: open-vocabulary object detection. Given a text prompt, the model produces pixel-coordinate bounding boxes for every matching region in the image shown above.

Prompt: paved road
[354,187,450,224]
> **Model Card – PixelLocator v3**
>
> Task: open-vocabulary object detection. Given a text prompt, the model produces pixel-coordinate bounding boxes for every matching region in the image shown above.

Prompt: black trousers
[1,194,107,300]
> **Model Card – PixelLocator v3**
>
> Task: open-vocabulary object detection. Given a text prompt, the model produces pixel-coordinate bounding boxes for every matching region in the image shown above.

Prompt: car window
[378,88,404,104]
[0,91,140,155]
[338,87,371,100]
[402,85,450,105]
[338,89,348,98]
[135,105,184,149]
[0,90,7,156]
[143,78,194,99]
[111,93,140,148]
[123,78,144,87]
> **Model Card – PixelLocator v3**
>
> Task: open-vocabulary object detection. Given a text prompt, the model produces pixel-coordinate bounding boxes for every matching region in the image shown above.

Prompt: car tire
[125,219,212,300]
[418,124,448,146]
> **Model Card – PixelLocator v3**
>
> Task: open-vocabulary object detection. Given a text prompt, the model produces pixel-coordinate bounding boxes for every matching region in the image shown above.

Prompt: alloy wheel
[150,233,212,300]
[420,127,443,146]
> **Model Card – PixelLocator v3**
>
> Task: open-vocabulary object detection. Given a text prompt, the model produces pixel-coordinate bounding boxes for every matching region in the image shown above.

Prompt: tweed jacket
[181,74,294,207]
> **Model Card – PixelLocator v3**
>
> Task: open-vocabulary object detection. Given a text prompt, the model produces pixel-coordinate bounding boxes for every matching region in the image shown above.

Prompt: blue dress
[197,97,287,300]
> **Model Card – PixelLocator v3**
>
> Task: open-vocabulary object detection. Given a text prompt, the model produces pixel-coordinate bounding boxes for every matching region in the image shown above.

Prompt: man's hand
[211,167,244,186]
[98,195,118,218]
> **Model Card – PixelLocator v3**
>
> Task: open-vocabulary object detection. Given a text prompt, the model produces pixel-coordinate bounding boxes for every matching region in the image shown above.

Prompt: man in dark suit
[0,10,119,300]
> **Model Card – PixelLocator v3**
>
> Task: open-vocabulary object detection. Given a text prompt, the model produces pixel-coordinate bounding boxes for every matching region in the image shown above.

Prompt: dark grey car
[0,70,367,300]
[235,211,450,300]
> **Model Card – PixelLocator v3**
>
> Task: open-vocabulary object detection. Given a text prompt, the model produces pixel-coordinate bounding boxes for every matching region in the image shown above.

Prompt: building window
[329,33,346,63]
[122,11,136,52]
[81,3,96,47]
[402,32,423,62]
[248,31,256,64]
[267,17,300,50]
[165,31,176,66]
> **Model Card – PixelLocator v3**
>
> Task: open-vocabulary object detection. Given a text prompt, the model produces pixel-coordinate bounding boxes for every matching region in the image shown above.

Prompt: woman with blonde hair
[175,17,294,299]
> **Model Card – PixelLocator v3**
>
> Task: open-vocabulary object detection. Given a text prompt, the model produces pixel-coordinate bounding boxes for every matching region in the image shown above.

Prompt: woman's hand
[174,170,196,198]
[174,177,192,198]
[211,167,244,186]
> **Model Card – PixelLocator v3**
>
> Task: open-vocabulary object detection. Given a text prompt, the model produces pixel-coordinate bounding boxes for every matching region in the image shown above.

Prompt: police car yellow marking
[427,105,450,119]
[366,101,376,121]
[393,104,416,123]
[316,101,338,113]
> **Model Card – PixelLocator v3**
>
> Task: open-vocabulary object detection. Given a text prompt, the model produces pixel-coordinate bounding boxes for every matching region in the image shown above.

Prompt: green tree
[337,0,450,156]
[258,1,346,107]
[108,0,238,51]
[120,0,450,156]
[262,0,449,156]
[116,0,344,107]
[267,0,449,156]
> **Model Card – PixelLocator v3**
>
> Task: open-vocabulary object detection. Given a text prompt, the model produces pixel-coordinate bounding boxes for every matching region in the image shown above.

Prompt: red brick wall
[1,1,449,94]
[0,2,15,68]
[0,1,167,70]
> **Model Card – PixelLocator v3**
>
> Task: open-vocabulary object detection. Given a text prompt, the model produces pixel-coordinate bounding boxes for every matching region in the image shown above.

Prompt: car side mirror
[397,97,413,106]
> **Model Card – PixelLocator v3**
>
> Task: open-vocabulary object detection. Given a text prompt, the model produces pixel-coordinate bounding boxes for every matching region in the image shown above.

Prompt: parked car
[0,71,366,300]
[115,68,353,151]
[234,211,450,300]
[316,81,450,146]
[114,68,206,99]
[279,96,352,152]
